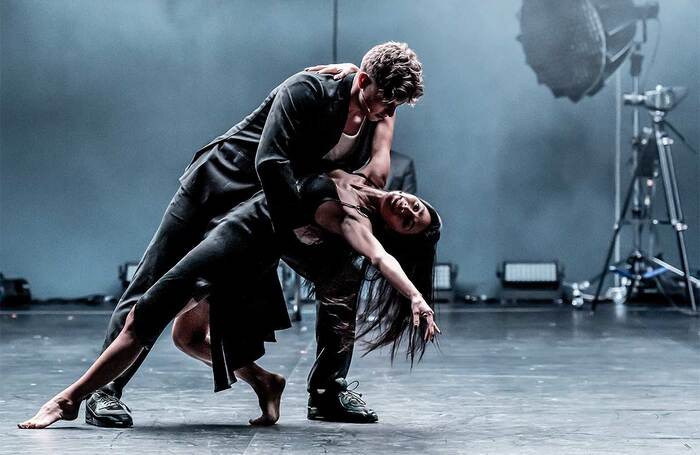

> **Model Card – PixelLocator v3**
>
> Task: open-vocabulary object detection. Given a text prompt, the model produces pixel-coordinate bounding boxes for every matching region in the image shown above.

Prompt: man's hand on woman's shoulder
[305,63,359,80]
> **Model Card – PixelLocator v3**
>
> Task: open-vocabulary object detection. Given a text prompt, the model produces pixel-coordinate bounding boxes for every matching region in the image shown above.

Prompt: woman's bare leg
[171,298,213,366]
[172,300,285,426]
[18,307,146,429]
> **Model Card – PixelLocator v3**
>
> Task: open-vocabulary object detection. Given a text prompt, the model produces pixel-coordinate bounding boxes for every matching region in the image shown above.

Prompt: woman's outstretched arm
[339,217,439,341]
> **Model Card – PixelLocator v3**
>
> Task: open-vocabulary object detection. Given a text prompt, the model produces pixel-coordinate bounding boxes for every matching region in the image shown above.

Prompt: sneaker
[307,378,378,423]
[85,390,133,428]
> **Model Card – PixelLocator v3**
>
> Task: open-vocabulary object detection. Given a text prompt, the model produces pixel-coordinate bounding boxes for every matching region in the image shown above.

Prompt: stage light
[433,263,457,302]
[498,261,563,302]
[433,263,455,291]
[0,273,32,307]
[501,261,559,286]
[517,0,658,102]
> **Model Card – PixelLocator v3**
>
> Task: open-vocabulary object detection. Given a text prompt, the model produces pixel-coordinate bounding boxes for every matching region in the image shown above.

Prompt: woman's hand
[305,63,360,80]
[411,297,441,342]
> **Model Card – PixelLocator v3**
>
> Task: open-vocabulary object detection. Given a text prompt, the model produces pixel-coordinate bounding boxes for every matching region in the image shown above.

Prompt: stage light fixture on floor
[498,261,563,302]
[433,263,457,302]
[0,273,32,307]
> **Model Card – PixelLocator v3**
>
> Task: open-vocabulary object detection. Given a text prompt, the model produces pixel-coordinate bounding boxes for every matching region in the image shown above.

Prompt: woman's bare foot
[18,395,79,429]
[248,373,286,426]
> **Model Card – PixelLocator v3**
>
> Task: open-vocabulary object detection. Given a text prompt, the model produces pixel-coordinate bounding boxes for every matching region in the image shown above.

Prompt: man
[85,42,424,427]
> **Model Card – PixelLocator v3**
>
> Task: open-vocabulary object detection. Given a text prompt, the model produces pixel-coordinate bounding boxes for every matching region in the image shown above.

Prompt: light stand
[591,86,699,312]
[516,1,698,310]
[601,41,647,303]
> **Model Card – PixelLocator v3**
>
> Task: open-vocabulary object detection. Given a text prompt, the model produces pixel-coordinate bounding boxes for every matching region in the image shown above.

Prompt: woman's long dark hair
[354,200,442,364]
[307,195,442,364]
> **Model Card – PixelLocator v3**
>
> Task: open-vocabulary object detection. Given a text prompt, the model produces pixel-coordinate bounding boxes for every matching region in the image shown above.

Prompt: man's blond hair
[360,41,424,105]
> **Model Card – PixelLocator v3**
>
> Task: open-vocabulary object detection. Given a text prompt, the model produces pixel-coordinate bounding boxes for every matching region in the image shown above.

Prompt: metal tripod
[591,104,698,312]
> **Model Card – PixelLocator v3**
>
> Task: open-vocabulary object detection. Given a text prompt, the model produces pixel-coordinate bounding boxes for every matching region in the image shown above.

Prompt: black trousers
[306,261,364,393]
[101,186,361,396]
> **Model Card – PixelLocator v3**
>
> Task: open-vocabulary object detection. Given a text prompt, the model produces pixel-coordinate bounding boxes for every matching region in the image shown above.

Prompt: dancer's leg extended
[19,214,253,430]
[99,187,210,396]
[18,307,149,429]
[83,187,213,427]
[72,194,280,429]
[171,300,285,426]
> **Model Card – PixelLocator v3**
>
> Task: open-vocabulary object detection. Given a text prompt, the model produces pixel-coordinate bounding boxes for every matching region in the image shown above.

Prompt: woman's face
[379,191,431,235]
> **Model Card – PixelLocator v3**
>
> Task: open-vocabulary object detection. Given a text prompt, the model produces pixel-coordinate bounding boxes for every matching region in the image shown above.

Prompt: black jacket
[175,72,378,391]
[180,72,376,235]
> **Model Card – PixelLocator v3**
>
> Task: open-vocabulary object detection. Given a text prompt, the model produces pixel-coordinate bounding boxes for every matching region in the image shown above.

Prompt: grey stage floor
[1,301,700,454]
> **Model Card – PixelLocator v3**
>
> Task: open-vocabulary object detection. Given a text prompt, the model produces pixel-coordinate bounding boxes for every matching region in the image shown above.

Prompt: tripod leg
[592,173,637,311]
[655,127,697,313]
[673,230,696,312]
[650,257,700,288]
[653,276,677,307]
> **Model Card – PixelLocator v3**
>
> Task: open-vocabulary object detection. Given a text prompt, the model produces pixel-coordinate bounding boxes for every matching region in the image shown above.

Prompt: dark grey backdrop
[1,0,698,298]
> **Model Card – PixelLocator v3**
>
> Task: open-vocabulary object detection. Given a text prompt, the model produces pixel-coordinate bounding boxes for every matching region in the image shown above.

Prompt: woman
[18,170,441,429]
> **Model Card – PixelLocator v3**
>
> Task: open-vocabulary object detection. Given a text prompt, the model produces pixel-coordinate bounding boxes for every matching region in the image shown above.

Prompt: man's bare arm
[356,115,394,188]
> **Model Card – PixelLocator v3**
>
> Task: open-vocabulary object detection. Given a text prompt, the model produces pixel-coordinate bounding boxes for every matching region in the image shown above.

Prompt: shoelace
[339,380,366,407]
[95,392,130,411]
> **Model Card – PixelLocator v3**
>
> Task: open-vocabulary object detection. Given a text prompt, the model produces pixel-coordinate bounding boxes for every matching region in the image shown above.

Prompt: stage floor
[1,301,699,454]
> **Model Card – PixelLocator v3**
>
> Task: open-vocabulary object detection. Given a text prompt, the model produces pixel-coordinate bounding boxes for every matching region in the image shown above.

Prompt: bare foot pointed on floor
[249,373,285,426]
[17,395,79,429]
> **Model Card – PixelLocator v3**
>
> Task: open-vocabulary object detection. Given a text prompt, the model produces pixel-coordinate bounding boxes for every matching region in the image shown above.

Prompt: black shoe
[85,390,133,428]
[307,378,378,423]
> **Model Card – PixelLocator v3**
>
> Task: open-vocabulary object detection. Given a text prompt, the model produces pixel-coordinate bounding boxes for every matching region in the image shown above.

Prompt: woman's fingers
[424,314,431,341]
[304,64,327,72]
[333,69,349,79]
[413,307,439,341]
[304,64,349,80]
[313,66,341,75]
[421,314,441,342]
[424,313,435,341]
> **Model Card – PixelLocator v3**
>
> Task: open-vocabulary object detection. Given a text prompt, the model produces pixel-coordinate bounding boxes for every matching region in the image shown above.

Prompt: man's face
[358,73,401,122]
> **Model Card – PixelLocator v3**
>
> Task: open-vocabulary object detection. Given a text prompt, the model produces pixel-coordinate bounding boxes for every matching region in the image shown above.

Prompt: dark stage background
[1,0,698,299]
